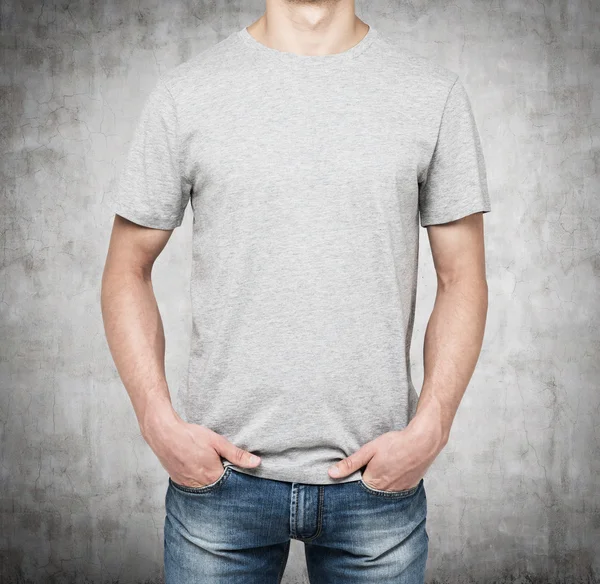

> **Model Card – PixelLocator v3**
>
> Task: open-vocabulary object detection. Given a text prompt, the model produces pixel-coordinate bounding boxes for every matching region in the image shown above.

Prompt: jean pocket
[359,476,423,499]
[169,465,232,494]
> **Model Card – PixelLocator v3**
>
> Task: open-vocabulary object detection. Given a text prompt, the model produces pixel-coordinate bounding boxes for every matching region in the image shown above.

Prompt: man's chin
[284,0,342,5]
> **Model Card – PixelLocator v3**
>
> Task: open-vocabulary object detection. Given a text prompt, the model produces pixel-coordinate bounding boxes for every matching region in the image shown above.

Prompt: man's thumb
[213,438,261,468]
[328,443,375,479]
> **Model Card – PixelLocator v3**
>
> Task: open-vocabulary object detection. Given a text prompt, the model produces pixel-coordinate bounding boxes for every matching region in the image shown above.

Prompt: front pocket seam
[358,478,421,498]
[169,466,232,494]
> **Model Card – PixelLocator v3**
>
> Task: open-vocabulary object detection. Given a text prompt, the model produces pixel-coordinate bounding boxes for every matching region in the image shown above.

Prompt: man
[101,0,491,582]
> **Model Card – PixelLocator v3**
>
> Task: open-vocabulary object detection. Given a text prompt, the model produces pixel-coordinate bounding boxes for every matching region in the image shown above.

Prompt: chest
[184,73,429,194]
[177,70,436,244]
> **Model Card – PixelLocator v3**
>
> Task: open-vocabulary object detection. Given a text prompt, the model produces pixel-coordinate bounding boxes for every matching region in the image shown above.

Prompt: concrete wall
[1,0,598,582]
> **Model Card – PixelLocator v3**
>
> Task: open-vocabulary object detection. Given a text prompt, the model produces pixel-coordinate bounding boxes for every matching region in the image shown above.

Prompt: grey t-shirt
[111,25,491,485]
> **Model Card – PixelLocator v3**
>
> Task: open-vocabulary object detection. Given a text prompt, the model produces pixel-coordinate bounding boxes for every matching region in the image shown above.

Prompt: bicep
[426,211,487,287]
[104,214,174,278]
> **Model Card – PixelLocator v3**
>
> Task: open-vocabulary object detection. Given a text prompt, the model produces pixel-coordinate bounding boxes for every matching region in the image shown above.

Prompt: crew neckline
[237,24,378,65]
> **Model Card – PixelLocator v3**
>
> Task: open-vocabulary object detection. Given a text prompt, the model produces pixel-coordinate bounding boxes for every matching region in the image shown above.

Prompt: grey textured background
[1,0,598,583]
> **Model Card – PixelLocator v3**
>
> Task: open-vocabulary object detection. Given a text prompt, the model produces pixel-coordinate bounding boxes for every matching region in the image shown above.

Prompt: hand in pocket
[142,410,261,488]
[328,421,445,490]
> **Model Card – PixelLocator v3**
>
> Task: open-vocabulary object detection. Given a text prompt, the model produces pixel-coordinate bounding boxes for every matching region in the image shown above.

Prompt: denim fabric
[164,466,428,583]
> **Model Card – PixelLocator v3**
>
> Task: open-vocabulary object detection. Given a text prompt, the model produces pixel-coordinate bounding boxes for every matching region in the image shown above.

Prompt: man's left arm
[407,211,489,468]
[328,211,489,489]
[329,74,491,486]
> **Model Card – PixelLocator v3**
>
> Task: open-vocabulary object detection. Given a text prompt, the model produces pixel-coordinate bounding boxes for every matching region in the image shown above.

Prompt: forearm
[411,276,488,446]
[101,266,178,437]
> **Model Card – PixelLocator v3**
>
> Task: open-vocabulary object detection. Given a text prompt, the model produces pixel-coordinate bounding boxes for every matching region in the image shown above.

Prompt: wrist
[408,398,450,453]
[139,397,180,441]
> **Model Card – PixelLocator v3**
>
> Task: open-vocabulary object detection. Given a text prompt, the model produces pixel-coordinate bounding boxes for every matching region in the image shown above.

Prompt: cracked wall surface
[0,0,598,583]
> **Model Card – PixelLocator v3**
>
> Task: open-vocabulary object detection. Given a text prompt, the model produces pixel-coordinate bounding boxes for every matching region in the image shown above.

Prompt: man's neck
[246,0,369,57]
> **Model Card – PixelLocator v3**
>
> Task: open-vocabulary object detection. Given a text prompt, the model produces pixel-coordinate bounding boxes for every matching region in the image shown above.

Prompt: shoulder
[158,31,242,96]
[374,31,458,93]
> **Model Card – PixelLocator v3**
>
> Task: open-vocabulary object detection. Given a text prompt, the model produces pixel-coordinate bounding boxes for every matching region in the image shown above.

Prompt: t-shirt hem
[420,202,491,227]
[111,202,184,231]
[222,460,362,485]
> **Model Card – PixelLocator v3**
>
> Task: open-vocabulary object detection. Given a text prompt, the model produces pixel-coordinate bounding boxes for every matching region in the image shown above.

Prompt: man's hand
[327,406,447,490]
[142,405,261,488]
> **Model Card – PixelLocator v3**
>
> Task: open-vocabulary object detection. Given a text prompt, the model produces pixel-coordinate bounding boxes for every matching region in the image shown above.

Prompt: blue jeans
[164,465,428,583]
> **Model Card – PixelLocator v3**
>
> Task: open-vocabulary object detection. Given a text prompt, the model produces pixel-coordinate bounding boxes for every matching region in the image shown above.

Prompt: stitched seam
[359,478,421,498]
[237,26,378,67]
[294,486,300,538]
[316,485,324,538]
[169,466,231,494]
[418,74,459,187]
[161,77,189,224]
[290,485,297,539]
[296,486,324,542]
[308,486,325,541]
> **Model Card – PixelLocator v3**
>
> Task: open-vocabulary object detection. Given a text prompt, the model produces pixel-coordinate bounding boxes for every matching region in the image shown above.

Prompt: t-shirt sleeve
[418,76,491,227]
[110,78,190,230]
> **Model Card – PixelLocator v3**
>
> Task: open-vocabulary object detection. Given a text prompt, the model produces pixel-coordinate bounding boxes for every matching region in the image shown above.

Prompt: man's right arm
[100,214,261,488]
[101,214,176,438]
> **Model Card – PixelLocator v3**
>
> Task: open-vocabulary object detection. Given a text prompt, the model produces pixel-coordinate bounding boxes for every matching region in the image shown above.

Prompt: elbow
[436,272,489,298]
